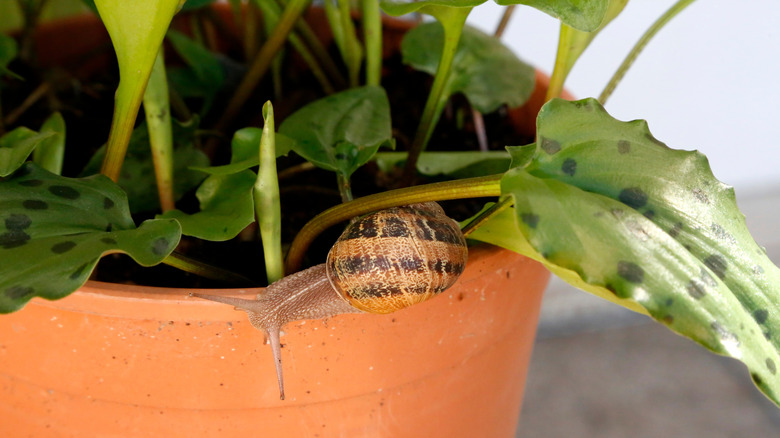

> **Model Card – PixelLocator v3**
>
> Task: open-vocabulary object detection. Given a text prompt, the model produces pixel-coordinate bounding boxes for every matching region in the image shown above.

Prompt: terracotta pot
[0,7,554,437]
[1,245,548,436]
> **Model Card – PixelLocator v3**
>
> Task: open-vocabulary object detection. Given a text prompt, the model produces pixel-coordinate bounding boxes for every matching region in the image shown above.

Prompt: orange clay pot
[0,245,548,437]
[0,6,558,437]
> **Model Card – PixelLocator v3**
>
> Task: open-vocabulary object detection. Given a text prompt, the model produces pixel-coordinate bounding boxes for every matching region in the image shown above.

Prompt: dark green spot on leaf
[561,158,576,176]
[49,185,81,200]
[618,187,648,209]
[754,309,769,325]
[151,237,170,255]
[22,199,48,210]
[617,140,630,154]
[540,138,561,155]
[521,213,540,229]
[617,261,644,284]
[104,197,115,209]
[704,254,728,280]
[5,214,32,230]
[51,241,77,254]
[5,285,34,299]
[0,230,30,249]
[767,358,777,375]
[686,279,706,299]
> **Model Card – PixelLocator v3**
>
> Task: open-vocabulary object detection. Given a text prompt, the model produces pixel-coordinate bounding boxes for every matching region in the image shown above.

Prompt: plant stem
[286,173,502,272]
[599,0,697,105]
[258,0,334,95]
[99,80,144,182]
[163,251,256,285]
[325,0,362,88]
[402,7,471,182]
[4,81,49,126]
[287,0,347,88]
[143,48,175,212]
[362,0,382,86]
[472,107,488,151]
[461,195,512,237]
[494,4,515,38]
[254,102,284,283]
[214,0,308,135]
[337,172,353,203]
[544,23,574,102]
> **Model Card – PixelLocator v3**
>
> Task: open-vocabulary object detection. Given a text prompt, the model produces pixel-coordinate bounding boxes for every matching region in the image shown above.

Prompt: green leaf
[33,112,66,175]
[472,97,780,406]
[380,0,485,16]
[159,128,266,241]
[159,170,256,241]
[495,0,609,32]
[402,22,535,113]
[506,144,536,169]
[190,128,294,176]
[0,163,181,313]
[279,86,394,180]
[166,29,225,114]
[82,118,208,212]
[0,33,22,80]
[94,0,181,181]
[0,127,55,177]
[375,151,509,178]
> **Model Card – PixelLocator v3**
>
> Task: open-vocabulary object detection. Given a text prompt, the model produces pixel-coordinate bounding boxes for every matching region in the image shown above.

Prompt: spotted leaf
[0,163,181,313]
[470,98,780,406]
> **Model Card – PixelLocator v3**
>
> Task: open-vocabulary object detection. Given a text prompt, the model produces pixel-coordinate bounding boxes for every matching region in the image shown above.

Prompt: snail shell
[327,202,468,313]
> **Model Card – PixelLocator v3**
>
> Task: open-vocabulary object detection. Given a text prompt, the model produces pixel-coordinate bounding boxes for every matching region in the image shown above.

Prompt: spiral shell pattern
[326,202,468,314]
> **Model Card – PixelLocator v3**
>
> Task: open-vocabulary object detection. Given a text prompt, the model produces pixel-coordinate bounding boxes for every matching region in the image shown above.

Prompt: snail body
[192,202,467,400]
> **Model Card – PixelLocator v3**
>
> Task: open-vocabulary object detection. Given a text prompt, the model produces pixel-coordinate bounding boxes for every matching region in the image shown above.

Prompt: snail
[191,202,468,400]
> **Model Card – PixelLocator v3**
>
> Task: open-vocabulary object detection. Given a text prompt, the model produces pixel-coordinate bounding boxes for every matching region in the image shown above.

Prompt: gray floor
[516,189,780,437]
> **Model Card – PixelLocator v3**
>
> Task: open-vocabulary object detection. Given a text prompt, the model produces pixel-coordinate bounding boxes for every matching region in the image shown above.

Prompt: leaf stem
[143,48,176,212]
[362,0,382,86]
[100,80,144,182]
[285,173,501,272]
[494,4,515,38]
[337,172,353,203]
[402,7,471,182]
[254,102,284,283]
[214,0,308,134]
[461,195,512,237]
[599,0,697,105]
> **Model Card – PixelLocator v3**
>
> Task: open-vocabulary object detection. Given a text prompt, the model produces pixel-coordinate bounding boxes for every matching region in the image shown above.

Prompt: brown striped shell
[326,202,468,314]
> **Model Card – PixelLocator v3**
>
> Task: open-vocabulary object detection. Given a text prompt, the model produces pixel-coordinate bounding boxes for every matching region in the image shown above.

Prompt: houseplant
[1,0,778,435]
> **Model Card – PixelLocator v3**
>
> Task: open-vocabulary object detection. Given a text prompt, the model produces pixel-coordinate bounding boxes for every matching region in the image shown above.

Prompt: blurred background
[466,1,780,436]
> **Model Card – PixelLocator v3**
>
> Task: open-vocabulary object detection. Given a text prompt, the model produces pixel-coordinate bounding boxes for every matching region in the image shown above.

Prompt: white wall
[467,1,780,195]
